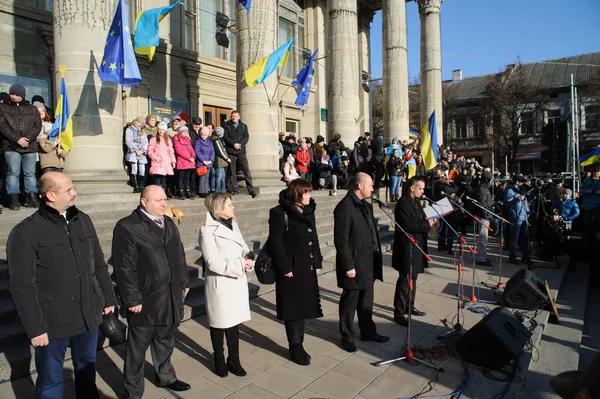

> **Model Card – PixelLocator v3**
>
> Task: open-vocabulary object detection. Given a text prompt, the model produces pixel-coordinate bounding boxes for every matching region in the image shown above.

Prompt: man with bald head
[7,172,116,398]
[112,185,191,397]
[334,172,388,352]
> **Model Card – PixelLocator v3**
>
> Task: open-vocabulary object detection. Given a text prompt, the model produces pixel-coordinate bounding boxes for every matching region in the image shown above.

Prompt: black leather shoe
[289,344,311,366]
[214,354,228,378]
[250,192,258,198]
[341,339,358,352]
[410,308,427,316]
[160,380,191,391]
[361,333,390,343]
[227,355,247,377]
[476,259,493,267]
[394,315,408,326]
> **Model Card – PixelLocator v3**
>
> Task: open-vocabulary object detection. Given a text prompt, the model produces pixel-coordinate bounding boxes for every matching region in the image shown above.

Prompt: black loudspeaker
[501,269,549,310]
[456,307,532,369]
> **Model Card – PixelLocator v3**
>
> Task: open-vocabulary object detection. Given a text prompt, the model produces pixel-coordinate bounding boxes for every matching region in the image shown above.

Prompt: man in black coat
[474,170,495,266]
[370,131,387,189]
[392,176,436,326]
[8,172,116,398]
[0,84,42,210]
[222,110,257,197]
[334,172,389,352]
[112,185,191,397]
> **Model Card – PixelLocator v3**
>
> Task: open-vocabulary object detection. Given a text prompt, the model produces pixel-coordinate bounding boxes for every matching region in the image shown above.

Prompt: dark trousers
[438,215,458,251]
[227,153,255,194]
[124,324,178,399]
[177,169,192,191]
[394,272,419,317]
[338,286,376,342]
[209,325,240,357]
[509,221,530,260]
[284,320,305,346]
[373,160,384,188]
[35,328,99,399]
[153,174,167,187]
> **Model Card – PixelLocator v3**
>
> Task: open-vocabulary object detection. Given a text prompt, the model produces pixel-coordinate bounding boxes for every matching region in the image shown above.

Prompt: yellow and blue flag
[98,0,141,87]
[237,0,251,12]
[134,0,182,61]
[409,128,418,139]
[420,111,438,171]
[407,157,417,179]
[292,49,317,111]
[580,147,600,166]
[49,66,73,152]
[244,37,294,87]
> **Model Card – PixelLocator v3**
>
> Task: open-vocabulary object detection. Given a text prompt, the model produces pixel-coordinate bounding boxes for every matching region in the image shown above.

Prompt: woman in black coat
[268,179,323,366]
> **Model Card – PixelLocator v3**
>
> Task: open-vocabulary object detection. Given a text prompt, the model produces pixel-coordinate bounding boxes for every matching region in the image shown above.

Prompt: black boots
[227,355,247,377]
[8,194,19,211]
[214,352,228,378]
[289,344,311,366]
[131,175,140,193]
[185,188,192,199]
[178,188,185,200]
[25,192,39,208]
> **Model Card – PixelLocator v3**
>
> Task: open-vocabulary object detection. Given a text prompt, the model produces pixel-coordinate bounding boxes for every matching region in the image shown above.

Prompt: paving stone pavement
[0,238,564,399]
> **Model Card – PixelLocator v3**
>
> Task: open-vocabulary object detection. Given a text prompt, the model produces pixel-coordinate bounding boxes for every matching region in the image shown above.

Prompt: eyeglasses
[55,186,76,195]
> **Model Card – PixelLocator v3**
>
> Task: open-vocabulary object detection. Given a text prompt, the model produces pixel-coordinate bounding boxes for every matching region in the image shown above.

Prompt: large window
[279,18,295,78]
[520,111,535,135]
[286,119,299,136]
[199,0,222,58]
[125,0,139,32]
[547,109,562,125]
[585,106,600,129]
[472,118,486,138]
[455,119,468,138]
[182,0,198,52]
[278,7,305,79]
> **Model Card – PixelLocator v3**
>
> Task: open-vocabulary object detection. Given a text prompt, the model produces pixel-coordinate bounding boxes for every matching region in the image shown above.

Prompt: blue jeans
[390,175,402,196]
[35,329,99,399]
[213,167,226,193]
[4,151,38,195]
[199,172,210,194]
[509,220,531,260]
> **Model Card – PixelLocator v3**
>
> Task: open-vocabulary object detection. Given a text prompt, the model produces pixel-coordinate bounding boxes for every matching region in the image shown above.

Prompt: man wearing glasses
[7,172,116,398]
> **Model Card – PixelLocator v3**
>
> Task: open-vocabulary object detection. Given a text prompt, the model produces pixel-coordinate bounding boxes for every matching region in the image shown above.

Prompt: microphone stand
[370,200,443,373]
[464,197,513,291]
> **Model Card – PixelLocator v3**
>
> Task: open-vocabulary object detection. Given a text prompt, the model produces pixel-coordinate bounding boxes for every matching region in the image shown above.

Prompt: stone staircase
[0,181,394,382]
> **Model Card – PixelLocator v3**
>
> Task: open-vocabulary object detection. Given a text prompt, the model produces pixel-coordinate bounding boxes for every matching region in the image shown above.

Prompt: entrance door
[204,106,232,128]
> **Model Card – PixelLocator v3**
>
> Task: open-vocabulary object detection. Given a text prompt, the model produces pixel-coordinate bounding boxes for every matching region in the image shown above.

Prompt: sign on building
[149,97,190,124]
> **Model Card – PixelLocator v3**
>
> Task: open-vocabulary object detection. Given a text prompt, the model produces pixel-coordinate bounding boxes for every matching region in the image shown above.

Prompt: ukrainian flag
[420,111,438,171]
[580,147,600,167]
[134,0,182,61]
[407,157,417,179]
[49,66,73,152]
[244,37,294,87]
[409,128,418,140]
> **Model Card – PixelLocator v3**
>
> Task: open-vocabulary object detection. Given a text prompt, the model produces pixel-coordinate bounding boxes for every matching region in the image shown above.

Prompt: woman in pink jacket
[148,122,176,190]
[173,126,196,200]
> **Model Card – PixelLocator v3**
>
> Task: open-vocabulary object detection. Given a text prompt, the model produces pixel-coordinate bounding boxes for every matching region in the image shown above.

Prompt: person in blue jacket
[553,189,580,222]
[504,174,532,266]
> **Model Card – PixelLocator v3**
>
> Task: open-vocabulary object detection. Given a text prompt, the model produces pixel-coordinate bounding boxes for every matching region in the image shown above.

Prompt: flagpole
[273,84,293,107]
[57,65,66,145]
[262,82,272,106]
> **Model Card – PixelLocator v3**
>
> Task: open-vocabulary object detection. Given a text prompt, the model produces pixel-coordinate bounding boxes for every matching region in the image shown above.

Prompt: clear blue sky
[369,0,600,81]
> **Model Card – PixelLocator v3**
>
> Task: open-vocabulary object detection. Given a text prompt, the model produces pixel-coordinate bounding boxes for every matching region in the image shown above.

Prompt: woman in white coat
[199,193,253,378]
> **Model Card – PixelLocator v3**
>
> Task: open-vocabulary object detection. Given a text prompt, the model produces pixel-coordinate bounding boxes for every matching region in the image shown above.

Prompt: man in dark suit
[112,185,191,398]
[8,172,116,398]
[392,176,436,326]
[334,172,389,352]
[222,110,257,197]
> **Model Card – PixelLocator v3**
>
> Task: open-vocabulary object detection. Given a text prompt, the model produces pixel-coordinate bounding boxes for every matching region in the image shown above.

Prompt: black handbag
[255,213,288,284]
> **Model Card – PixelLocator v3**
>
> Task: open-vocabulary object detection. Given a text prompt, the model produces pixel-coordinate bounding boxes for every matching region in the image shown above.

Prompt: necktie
[155,219,164,229]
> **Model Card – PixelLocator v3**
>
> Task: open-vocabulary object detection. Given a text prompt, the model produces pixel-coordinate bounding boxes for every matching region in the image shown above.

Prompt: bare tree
[408,75,421,130]
[371,82,384,133]
[481,65,549,165]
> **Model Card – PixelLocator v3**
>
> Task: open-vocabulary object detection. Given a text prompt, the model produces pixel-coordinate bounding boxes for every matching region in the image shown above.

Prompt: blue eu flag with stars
[292,49,318,111]
[98,0,141,87]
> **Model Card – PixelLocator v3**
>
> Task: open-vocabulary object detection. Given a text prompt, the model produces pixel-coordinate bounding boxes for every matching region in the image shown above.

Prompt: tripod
[526,186,561,270]
[441,195,495,307]
[463,197,512,290]
[371,201,443,372]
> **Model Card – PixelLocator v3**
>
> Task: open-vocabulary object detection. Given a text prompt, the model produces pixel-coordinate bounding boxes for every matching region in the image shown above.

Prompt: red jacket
[173,134,196,170]
[296,148,310,173]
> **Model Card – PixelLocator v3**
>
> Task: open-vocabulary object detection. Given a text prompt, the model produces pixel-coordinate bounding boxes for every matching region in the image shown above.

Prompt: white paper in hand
[423,197,455,220]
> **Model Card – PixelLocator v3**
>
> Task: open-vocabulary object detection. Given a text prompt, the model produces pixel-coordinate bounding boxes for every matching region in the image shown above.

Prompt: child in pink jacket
[173,126,196,199]
[147,122,176,189]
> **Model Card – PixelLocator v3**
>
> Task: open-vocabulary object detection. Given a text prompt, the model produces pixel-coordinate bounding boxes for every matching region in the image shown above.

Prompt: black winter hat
[316,135,325,144]
[9,84,26,99]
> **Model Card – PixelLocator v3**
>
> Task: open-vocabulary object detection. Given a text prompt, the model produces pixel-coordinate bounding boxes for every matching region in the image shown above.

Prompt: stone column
[357,9,374,135]
[235,0,279,176]
[382,0,409,141]
[327,0,361,145]
[124,56,151,122]
[419,0,443,144]
[182,62,203,118]
[53,0,125,181]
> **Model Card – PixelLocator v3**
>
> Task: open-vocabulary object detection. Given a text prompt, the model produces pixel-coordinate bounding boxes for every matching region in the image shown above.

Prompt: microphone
[372,197,390,208]
[465,195,479,203]
[441,191,457,199]
[421,195,434,203]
